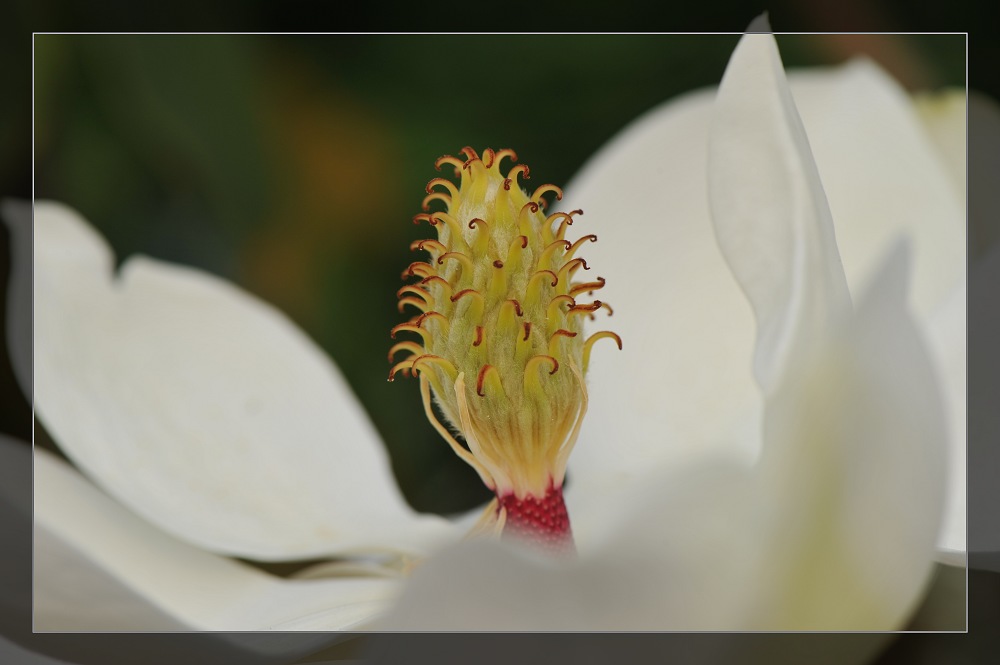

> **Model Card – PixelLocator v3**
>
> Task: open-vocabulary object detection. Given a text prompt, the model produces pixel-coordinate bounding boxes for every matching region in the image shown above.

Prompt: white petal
[17,201,455,561]
[924,276,966,553]
[561,55,965,533]
[913,89,966,197]
[786,61,964,320]
[562,89,763,512]
[708,33,852,394]
[33,443,399,631]
[745,242,948,629]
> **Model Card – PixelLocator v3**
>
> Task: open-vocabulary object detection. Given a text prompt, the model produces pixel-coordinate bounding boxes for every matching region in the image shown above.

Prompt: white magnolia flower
[10,33,964,632]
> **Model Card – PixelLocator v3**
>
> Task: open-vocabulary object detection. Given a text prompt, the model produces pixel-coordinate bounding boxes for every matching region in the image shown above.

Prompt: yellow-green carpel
[389,147,621,554]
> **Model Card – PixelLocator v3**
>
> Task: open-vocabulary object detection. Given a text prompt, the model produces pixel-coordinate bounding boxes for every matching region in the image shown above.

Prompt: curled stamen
[548,329,578,357]
[567,301,603,319]
[522,321,532,342]
[558,258,589,286]
[451,288,486,323]
[438,251,474,275]
[503,164,530,190]
[564,234,597,261]
[498,299,522,334]
[469,218,490,256]
[426,177,459,199]
[416,311,450,337]
[482,148,496,168]
[518,201,540,237]
[476,364,505,398]
[495,148,518,169]
[550,209,584,241]
[388,358,416,382]
[569,276,606,297]
[397,296,429,313]
[410,238,448,254]
[538,239,571,271]
[430,212,465,239]
[403,262,436,280]
[505,234,529,275]
[420,275,452,300]
[525,270,559,309]
[531,183,563,205]
[435,154,464,174]
[593,301,614,318]
[411,353,460,382]
[421,191,451,211]
[388,340,424,363]
[472,325,484,347]
[460,146,480,162]
[390,322,432,344]
[488,261,507,301]
[546,294,576,322]
[396,284,432,301]
[524,355,559,394]
[583,331,623,373]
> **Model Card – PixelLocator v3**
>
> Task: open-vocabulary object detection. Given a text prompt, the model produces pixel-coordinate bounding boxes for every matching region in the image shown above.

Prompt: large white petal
[33,443,399,631]
[743,242,948,629]
[561,50,965,549]
[16,201,455,561]
[562,89,763,520]
[785,62,964,319]
[708,33,852,393]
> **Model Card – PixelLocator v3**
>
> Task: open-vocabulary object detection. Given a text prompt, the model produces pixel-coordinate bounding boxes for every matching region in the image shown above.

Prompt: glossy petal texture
[20,202,455,561]
[562,54,965,551]
[708,33,852,393]
[33,444,398,630]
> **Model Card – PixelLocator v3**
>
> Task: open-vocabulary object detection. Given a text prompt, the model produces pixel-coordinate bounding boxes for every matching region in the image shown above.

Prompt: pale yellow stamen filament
[553,361,589,486]
[455,374,513,493]
[420,374,494,488]
[583,331,623,373]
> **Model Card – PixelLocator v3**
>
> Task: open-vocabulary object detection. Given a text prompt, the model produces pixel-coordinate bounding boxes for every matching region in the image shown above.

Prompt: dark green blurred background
[5,33,966,516]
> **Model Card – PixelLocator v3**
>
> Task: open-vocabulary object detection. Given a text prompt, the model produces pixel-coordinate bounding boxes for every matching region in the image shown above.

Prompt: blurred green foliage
[27,34,965,515]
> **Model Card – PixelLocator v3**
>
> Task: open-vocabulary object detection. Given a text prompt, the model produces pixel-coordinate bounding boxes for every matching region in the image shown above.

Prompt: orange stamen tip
[569,276,606,296]
[482,148,496,168]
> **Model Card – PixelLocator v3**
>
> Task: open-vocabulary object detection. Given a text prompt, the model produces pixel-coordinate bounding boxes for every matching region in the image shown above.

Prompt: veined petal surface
[18,201,455,561]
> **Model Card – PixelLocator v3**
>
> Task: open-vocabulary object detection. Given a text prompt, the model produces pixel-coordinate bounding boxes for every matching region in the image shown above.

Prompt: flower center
[389,147,621,552]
